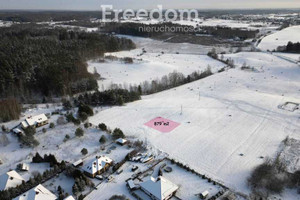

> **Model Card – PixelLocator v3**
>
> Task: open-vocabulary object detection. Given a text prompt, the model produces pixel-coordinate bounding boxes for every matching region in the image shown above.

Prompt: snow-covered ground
[174,18,278,31]
[88,52,226,90]
[89,52,300,195]
[117,17,278,32]
[0,20,14,27]
[156,160,223,200]
[258,25,300,51]
[274,52,300,63]
[0,104,127,176]
[117,35,227,54]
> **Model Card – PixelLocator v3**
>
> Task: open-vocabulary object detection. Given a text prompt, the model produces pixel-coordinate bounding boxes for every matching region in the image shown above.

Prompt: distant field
[258,25,300,51]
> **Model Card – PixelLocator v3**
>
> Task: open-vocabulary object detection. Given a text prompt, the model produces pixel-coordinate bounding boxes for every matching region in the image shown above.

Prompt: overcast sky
[1,0,300,10]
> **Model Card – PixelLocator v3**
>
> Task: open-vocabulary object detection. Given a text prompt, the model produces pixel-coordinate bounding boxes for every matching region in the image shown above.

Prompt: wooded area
[0,24,135,101]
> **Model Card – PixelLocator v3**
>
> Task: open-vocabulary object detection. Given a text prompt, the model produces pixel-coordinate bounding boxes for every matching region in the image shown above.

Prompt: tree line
[139,67,213,95]
[75,89,141,106]
[284,41,300,53]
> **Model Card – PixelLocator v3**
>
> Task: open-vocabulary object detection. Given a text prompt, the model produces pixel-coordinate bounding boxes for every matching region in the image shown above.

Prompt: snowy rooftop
[21,114,48,128]
[140,176,179,200]
[116,138,127,144]
[64,196,75,200]
[0,170,24,191]
[13,184,57,200]
[83,155,113,175]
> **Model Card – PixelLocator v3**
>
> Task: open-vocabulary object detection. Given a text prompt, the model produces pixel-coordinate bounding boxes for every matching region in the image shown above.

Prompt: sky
[1,0,300,10]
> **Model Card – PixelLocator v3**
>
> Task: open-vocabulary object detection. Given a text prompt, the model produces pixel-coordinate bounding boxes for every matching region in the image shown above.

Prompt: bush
[75,128,84,137]
[79,112,88,122]
[1,125,8,132]
[99,135,106,144]
[84,122,90,129]
[78,103,93,116]
[42,128,47,133]
[66,113,81,126]
[49,123,55,128]
[248,162,287,194]
[19,126,39,147]
[81,148,88,155]
[112,128,125,140]
[63,134,70,142]
[62,100,72,110]
[98,123,107,131]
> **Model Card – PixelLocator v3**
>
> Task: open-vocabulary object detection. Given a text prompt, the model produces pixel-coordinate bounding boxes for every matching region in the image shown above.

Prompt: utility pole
[180,105,183,115]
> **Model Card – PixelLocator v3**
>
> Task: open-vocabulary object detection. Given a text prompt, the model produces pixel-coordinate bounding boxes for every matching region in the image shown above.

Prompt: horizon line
[0,7,300,12]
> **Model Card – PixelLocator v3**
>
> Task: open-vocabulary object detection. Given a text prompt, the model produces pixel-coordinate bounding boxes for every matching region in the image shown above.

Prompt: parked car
[107,175,114,182]
[132,165,139,172]
[96,175,103,180]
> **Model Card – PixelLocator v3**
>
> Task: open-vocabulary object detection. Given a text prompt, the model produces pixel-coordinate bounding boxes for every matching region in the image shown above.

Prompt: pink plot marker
[144,117,180,133]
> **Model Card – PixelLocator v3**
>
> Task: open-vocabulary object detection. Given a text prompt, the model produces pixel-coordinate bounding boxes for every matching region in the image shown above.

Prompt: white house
[83,155,113,178]
[21,114,48,129]
[140,176,179,200]
[0,170,24,191]
[13,184,57,200]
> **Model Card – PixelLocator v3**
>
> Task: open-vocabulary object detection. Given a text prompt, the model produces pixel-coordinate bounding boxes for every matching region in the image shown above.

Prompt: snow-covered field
[88,53,225,90]
[89,52,300,195]
[274,52,300,63]
[258,25,300,51]
[88,35,228,90]
[116,35,226,54]
[118,17,278,32]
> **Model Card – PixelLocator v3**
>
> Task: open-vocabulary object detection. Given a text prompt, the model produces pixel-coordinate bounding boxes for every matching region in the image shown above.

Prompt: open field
[88,52,226,90]
[89,52,300,194]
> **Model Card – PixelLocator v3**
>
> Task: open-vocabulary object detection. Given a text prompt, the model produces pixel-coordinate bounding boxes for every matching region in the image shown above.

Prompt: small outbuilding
[115,138,128,146]
[199,190,209,199]
[127,179,140,190]
[18,163,30,171]
[72,159,83,167]
[12,128,23,135]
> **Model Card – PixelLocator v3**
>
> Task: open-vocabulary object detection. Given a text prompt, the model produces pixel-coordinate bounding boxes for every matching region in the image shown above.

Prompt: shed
[72,159,83,167]
[200,190,209,199]
[115,138,128,145]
